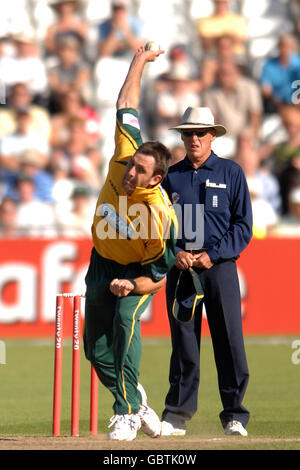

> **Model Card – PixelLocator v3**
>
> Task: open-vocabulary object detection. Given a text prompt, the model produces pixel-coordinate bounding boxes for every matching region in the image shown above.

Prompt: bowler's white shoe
[161,412,186,436]
[137,383,161,437]
[225,420,248,437]
[108,414,141,441]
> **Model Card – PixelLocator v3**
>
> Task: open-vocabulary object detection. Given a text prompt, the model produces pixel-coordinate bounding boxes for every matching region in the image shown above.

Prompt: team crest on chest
[172,192,180,204]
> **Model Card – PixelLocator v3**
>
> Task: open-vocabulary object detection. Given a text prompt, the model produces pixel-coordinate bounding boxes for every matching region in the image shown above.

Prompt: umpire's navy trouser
[163,259,250,428]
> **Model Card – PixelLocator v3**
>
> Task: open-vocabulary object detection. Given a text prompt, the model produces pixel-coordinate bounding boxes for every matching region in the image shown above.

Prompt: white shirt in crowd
[16,200,57,238]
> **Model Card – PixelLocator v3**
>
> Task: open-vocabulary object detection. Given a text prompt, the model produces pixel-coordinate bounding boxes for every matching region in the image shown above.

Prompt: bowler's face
[122,152,161,194]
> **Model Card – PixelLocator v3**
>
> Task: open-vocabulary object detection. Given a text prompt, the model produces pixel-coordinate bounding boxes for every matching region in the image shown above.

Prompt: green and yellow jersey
[91,108,177,281]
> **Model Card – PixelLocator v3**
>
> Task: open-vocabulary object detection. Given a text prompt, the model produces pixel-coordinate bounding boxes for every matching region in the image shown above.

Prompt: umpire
[161,107,253,437]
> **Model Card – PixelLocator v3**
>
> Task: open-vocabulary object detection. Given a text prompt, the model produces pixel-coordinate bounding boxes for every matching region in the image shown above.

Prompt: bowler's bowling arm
[117,46,164,110]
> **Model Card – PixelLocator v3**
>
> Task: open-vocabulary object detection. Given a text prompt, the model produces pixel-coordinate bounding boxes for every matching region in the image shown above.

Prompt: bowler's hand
[110,278,135,297]
[192,252,214,270]
[136,45,164,63]
[175,251,194,270]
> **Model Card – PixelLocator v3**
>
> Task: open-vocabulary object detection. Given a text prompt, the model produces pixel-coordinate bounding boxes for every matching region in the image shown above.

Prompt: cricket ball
[145,41,160,51]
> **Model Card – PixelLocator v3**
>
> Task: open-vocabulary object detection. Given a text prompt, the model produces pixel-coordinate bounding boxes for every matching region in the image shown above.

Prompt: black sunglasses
[181,129,212,137]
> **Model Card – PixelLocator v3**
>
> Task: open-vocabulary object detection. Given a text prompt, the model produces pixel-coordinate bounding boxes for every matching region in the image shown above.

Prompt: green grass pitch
[0,336,300,450]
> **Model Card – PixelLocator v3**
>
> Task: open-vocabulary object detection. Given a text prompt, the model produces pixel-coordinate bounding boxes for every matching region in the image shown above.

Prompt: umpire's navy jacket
[162,151,253,262]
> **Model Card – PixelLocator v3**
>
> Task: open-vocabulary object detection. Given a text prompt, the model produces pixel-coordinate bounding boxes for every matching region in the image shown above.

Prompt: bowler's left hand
[110,278,135,297]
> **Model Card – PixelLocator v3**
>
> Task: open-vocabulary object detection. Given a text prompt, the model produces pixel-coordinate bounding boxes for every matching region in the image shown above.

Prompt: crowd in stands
[0,0,300,239]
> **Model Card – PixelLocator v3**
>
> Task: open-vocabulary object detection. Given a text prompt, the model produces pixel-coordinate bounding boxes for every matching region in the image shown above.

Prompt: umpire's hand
[175,251,194,270]
[192,252,214,270]
[175,250,214,270]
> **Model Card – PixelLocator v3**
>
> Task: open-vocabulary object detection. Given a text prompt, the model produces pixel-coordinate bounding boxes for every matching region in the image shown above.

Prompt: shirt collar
[129,182,161,202]
[182,152,218,171]
[281,53,298,67]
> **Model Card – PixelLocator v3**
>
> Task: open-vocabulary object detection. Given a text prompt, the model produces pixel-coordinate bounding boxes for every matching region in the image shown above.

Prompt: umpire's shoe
[225,420,248,437]
[161,412,186,436]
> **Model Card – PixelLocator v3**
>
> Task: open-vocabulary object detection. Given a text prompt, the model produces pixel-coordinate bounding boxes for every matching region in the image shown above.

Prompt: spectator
[4,149,54,204]
[203,61,262,142]
[0,166,10,200]
[0,36,18,93]
[201,34,248,90]
[0,197,19,238]
[142,44,201,139]
[0,109,49,171]
[49,117,102,191]
[0,83,51,142]
[45,0,88,56]
[50,88,101,149]
[51,158,77,217]
[246,176,278,239]
[47,36,91,112]
[234,129,282,214]
[152,61,201,145]
[170,144,186,166]
[93,1,144,169]
[94,0,144,111]
[56,185,95,237]
[154,44,201,94]
[197,0,248,57]
[278,152,300,215]
[12,31,48,106]
[98,0,143,60]
[272,186,300,237]
[14,173,57,238]
[289,0,300,37]
[259,105,300,177]
[260,34,300,113]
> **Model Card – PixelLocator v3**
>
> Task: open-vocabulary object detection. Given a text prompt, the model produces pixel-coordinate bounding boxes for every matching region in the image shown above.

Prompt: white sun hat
[169,107,227,138]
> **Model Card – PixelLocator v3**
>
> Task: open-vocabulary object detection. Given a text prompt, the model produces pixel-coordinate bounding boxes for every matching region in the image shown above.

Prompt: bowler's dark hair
[137,141,172,179]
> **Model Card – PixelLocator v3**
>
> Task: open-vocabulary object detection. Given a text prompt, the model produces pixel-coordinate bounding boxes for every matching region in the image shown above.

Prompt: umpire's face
[181,128,216,165]
[122,152,162,195]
